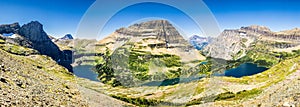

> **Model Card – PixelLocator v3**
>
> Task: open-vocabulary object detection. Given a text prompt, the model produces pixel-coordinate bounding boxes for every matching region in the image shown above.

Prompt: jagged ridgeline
[95,20,206,86]
[203,25,300,66]
[0,21,73,72]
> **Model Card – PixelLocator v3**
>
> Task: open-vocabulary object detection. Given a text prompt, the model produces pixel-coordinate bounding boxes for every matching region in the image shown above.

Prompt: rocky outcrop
[0,21,73,72]
[276,28,300,41]
[241,25,300,41]
[0,23,20,34]
[115,20,186,44]
[203,30,255,60]
[203,25,300,60]
[19,21,62,60]
[19,21,50,42]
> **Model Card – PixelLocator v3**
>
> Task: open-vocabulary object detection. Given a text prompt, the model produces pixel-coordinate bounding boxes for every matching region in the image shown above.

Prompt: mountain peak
[0,22,20,34]
[241,25,271,32]
[115,20,185,44]
[19,21,50,42]
[60,34,74,40]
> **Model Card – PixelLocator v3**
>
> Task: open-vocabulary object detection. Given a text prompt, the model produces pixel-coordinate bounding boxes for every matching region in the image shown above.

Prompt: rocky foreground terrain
[0,22,131,106]
[0,21,73,72]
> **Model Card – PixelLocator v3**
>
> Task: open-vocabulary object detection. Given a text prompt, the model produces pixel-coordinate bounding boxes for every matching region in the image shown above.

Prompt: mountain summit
[97,20,203,62]
[115,20,186,44]
[60,34,74,40]
[96,20,205,86]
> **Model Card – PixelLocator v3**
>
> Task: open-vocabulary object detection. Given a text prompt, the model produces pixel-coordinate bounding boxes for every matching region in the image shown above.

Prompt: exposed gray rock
[18,21,62,60]
[203,25,300,60]
[0,22,20,34]
[18,21,50,42]
[116,20,187,44]
[203,30,255,60]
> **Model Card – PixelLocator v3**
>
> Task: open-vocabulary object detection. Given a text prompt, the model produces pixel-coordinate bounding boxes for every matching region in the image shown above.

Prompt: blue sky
[0,0,94,37]
[1,0,300,38]
[98,2,203,39]
[204,0,300,31]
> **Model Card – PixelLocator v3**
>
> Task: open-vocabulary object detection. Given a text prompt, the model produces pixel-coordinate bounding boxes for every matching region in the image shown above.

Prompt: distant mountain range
[188,35,209,50]
[203,25,300,60]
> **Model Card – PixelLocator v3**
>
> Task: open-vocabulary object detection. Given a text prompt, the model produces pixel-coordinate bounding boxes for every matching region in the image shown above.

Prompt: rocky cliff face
[0,21,73,72]
[203,25,300,60]
[115,20,186,44]
[203,30,255,60]
[19,21,50,42]
[98,20,204,62]
[0,23,20,34]
[241,25,300,41]
[19,21,62,60]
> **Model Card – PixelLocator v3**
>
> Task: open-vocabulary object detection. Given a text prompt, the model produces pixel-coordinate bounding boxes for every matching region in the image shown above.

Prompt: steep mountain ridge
[97,20,204,62]
[204,25,300,60]
[95,20,205,86]
[0,21,73,72]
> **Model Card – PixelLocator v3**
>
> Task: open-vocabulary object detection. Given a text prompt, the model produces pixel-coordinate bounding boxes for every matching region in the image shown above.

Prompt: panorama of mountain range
[0,19,299,106]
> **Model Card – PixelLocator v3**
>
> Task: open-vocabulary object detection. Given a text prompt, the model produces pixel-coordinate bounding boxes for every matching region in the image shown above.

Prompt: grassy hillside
[0,41,88,106]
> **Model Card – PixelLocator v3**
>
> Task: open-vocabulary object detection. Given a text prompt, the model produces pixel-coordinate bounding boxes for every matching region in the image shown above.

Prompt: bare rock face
[18,21,62,60]
[276,28,300,41]
[203,30,255,60]
[0,22,20,34]
[98,20,204,62]
[203,25,300,60]
[19,21,50,42]
[116,20,186,44]
[241,25,271,32]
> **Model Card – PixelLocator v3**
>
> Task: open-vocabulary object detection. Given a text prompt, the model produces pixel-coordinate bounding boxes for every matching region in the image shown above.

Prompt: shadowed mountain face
[0,21,73,72]
[59,34,74,40]
[0,23,20,34]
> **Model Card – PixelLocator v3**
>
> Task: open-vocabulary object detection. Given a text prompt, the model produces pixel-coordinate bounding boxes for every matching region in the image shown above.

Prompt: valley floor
[74,56,300,107]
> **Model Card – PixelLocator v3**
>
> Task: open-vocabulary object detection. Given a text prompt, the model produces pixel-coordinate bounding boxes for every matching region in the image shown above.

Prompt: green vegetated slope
[95,45,189,87]
[86,37,300,106]
[232,41,300,68]
[0,40,88,106]
[187,55,300,106]
[87,54,299,107]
